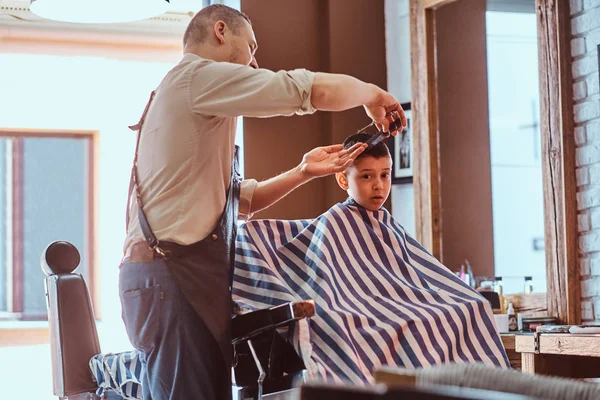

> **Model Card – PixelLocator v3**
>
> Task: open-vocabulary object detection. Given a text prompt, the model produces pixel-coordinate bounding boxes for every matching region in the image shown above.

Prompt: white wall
[570,0,600,322]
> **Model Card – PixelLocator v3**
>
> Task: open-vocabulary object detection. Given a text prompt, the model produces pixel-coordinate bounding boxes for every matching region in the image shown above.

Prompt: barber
[119,4,406,400]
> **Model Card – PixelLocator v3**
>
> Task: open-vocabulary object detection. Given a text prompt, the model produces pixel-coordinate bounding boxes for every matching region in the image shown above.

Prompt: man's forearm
[310,72,381,111]
[249,167,311,214]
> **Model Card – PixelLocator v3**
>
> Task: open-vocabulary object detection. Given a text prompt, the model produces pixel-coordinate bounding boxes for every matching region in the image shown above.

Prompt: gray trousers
[119,260,231,400]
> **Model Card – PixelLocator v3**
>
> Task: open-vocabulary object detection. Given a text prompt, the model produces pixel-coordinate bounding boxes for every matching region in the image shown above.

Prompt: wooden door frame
[410,0,579,324]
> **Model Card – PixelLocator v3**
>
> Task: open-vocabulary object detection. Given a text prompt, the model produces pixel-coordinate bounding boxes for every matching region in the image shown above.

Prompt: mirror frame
[410,0,579,324]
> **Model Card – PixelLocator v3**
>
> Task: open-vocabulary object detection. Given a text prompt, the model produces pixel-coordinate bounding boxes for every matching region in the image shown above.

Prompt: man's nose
[250,57,259,69]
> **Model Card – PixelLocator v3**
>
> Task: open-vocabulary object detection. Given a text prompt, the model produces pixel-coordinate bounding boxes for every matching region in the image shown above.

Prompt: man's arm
[242,142,366,216]
[189,60,406,132]
[311,72,407,132]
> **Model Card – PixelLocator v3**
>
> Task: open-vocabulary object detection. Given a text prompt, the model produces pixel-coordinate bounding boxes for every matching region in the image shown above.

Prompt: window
[0,132,95,321]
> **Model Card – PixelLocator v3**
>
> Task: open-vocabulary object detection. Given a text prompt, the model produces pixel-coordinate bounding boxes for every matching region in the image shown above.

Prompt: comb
[364,119,404,148]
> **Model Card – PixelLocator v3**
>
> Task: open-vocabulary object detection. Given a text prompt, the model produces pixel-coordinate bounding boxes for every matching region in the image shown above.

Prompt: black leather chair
[42,240,315,399]
[299,382,538,400]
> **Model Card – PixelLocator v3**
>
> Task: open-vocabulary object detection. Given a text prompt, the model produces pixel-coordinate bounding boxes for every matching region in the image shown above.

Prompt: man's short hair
[343,133,391,160]
[183,4,251,48]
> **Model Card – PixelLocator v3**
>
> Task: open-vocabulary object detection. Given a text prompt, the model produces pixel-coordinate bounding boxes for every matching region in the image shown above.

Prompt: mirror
[409,0,578,323]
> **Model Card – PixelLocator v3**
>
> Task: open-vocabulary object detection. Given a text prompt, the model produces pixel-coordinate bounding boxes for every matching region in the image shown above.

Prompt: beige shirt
[124,53,316,254]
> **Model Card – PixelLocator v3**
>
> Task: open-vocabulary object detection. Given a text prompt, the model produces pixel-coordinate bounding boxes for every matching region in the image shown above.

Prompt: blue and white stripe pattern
[233,199,510,384]
[90,351,142,399]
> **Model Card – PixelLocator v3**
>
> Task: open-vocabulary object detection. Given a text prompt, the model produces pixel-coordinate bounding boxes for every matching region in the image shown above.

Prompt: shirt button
[211,234,218,241]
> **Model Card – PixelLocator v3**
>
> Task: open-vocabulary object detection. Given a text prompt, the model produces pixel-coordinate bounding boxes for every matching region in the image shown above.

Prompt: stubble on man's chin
[229,42,241,64]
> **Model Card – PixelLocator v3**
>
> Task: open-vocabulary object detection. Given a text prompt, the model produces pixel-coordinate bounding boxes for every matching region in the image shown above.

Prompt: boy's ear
[335,172,349,190]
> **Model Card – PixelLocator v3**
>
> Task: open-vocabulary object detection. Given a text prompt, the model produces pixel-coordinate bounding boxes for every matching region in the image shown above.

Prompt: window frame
[0,129,99,321]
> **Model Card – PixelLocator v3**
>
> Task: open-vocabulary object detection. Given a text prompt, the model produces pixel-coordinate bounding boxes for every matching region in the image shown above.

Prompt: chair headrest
[41,241,81,276]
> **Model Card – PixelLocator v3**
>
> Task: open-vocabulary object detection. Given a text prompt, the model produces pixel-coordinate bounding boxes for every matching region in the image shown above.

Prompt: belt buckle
[150,241,172,260]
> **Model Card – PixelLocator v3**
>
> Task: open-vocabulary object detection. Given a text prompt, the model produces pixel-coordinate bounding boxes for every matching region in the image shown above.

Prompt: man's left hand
[300,143,366,179]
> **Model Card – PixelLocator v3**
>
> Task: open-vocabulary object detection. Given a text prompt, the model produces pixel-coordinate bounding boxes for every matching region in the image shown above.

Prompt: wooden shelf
[516,333,600,357]
[514,333,600,377]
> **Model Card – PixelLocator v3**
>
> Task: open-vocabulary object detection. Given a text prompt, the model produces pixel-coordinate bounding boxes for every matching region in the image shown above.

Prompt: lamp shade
[30,0,171,24]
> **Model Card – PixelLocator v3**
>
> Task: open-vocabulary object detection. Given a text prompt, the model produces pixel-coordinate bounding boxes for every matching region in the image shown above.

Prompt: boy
[335,133,393,211]
[232,131,509,384]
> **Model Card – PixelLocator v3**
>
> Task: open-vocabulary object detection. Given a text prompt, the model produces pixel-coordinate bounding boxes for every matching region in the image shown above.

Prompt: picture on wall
[387,103,412,183]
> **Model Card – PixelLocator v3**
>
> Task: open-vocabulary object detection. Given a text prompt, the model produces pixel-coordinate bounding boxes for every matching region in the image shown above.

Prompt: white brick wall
[573,0,600,322]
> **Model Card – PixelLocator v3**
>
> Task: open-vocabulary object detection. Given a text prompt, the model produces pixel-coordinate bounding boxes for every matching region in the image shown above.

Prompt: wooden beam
[504,293,548,316]
[410,1,442,258]
[0,327,49,347]
[423,0,459,9]
[536,0,579,325]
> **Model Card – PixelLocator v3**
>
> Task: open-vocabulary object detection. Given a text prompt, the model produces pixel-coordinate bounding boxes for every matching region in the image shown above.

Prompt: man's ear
[213,21,227,44]
[335,172,349,190]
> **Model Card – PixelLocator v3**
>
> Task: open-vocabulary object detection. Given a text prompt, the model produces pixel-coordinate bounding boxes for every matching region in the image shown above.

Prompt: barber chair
[42,240,314,399]
[299,382,537,400]
[373,364,600,400]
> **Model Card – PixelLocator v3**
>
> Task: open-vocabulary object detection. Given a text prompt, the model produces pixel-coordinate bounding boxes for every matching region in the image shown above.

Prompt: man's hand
[364,88,407,135]
[249,142,366,214]
[299,142,367,179]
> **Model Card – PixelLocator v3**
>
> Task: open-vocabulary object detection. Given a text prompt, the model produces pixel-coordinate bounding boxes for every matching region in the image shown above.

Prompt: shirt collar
[180,52,204,63]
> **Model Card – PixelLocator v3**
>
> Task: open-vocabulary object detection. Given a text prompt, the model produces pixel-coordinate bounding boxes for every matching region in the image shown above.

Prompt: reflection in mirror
[486,4,546,295]
[432,0,545,297]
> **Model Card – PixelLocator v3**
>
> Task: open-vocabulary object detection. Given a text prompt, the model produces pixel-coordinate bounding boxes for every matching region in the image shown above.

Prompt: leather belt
[125,235,221,263]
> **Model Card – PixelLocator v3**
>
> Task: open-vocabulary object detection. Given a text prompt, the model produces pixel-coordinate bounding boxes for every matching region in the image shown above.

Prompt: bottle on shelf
[493,277,505,313]
[465,259,475,288]
[493,276,503,296]
[524,276,533,294]
[507,302,518,331]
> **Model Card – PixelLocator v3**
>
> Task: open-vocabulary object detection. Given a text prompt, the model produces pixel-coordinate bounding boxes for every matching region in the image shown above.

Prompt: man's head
[335,133,393,211]
[183,4,258,68]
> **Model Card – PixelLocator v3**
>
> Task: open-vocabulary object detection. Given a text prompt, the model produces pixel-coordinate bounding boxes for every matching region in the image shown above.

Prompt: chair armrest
[231,300,315,345]
[373,366,417,387]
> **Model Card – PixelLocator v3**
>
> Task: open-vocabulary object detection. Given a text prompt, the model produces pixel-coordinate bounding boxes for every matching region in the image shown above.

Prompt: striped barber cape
[232,199,510,384]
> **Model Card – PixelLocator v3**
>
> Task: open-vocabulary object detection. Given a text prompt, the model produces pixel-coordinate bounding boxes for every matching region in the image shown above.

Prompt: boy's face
[336,155,393,211]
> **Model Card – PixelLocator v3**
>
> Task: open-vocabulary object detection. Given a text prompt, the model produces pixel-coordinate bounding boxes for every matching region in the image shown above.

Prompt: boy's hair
[343,133,391,159]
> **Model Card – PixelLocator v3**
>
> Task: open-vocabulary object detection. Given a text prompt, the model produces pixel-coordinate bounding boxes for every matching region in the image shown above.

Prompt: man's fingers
[387,104,407,130]
[331,159,353,173]
[347,144,366,160]
[338,143,365,163]
[340,158,354,170]
[321,144,344,153]
[338,142,364,157]
[335,144,365,171]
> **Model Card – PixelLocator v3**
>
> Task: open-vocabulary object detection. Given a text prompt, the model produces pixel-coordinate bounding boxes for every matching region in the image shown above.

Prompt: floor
[0,343,300,399]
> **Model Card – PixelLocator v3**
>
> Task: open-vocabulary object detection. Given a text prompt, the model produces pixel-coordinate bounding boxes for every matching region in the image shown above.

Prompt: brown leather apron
[127,90,241,365]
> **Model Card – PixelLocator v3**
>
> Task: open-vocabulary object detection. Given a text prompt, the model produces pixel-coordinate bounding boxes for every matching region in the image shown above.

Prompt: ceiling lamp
[30,0,171,24]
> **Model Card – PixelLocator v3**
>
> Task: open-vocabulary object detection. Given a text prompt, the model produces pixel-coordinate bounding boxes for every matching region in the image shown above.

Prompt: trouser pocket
[120,285,162,353]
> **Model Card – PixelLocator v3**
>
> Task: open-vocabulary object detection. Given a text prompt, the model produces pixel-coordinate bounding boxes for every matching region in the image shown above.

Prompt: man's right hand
[310,73,407,134]
[364,88,407,135]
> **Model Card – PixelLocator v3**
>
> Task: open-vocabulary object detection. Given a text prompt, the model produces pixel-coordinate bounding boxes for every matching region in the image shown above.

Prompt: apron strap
[126,91,168,256]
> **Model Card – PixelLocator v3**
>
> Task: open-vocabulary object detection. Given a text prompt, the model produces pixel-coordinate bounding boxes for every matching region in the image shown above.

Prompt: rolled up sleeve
[188,59,316,118]
[239,178,258,221]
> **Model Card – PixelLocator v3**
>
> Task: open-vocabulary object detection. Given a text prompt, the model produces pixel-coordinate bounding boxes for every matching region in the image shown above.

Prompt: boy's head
[336,133,393,211]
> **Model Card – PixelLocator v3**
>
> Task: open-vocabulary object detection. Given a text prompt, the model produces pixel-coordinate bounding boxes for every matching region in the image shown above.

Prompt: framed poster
[387,102,412,183]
